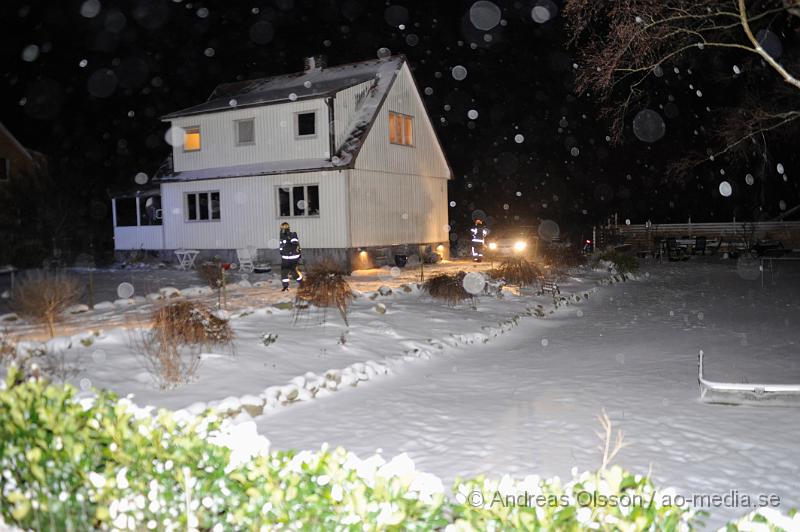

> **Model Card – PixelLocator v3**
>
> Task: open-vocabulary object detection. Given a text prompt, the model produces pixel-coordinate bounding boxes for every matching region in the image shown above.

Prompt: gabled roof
[158,56,408,181]
[161,56,405,120]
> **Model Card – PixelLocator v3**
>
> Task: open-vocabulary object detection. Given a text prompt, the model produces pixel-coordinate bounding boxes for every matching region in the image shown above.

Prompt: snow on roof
[161,56,405,120]
[158,55,406,181]
[160,159,340,182]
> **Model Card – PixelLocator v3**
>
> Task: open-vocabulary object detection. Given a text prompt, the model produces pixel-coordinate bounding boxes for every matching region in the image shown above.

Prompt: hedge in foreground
[1,368,798,531]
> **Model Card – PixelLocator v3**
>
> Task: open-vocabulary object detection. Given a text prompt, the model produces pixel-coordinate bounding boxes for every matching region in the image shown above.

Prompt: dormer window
[183,126,201,151]
[0,158,9,181]
[388,111,413,146]
[296,112,316,137]
[235,118,255,145]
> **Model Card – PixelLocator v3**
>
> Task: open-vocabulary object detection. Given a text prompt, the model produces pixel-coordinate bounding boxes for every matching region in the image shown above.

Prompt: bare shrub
[490,258,543,287]
[294,258,353,325]
[133,301,233,389]
[540,246,586,271]
[0,330,18,364]
[151,301,232,345]
[9,270,82,338]
[197,260,227,289]
[423,272,473,306]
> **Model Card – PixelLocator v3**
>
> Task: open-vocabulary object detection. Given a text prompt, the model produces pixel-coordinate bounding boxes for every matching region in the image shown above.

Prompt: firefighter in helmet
[279,222,303,291]
[470,219,489,262]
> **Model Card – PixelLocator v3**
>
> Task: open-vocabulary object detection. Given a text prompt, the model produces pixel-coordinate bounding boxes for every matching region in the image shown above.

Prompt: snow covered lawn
[255,259,800,528]
[2,260,606,415]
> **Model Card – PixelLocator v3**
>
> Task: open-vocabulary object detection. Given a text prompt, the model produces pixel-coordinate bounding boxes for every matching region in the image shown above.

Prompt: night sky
[2,0,799,259]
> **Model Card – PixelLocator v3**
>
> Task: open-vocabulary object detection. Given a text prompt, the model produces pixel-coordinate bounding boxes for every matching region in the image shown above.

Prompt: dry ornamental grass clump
[10,270,82,338]
[490,258,543,287]
[423,272,473,306]
[135,301,232,389]
[294,258,353,325]
[150,300,232,345]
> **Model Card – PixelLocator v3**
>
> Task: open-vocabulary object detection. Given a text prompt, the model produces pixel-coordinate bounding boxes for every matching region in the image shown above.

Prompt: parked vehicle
[485,226,538,258]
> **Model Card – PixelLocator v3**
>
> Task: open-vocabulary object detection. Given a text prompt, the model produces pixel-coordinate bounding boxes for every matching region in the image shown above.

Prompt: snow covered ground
[255,259,800,528]
[3,258,799,528]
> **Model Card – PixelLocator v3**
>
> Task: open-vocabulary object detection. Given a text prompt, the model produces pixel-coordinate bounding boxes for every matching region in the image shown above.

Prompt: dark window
[139,196,162,226]
[198,193,209,220]
[115,198,138,227]
[279,187,291,217]
[186,191,220,221]
[278,185,320,217]
[297,112,316,136]
[0,158,9,181]
[187,193,197,220]
[293,186,305,216]
[307,185,320,216]
[236,119,255,145]
[210,192,220,220]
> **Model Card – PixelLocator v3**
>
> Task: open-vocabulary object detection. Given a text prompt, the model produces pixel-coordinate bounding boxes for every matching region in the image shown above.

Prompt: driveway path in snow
[258,260,800,527]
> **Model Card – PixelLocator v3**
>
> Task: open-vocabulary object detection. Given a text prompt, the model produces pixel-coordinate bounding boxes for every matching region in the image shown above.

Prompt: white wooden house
[112,55,452,269]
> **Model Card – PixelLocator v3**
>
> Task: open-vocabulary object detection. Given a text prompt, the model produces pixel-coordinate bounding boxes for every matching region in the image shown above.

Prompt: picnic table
[174,249,199,270]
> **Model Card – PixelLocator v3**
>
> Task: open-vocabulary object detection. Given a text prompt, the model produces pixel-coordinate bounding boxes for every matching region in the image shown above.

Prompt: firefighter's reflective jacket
[470,225,489,243]
[279,231,301,260]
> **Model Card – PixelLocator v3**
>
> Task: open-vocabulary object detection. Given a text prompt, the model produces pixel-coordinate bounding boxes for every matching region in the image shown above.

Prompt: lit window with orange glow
[388,111,414,146]
[388,112,397,144]
[184,126,201,151]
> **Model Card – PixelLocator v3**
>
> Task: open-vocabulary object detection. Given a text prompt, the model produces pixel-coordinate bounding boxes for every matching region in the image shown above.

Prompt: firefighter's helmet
[280,222,290,230]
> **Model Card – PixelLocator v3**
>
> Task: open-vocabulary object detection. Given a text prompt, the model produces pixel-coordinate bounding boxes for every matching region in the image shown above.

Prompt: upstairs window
[235,118,255,145]
[278,185,320,217]
[185,191,220,221]
[296,112,316,137]
[388,111,413,146]
[0,158,9,181]
[183,126,201,151]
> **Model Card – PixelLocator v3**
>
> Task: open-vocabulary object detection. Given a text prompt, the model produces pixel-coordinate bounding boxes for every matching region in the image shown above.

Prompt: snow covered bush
[9,270,82,338]
[294,258,353,325]
[490,258,543,288]
[424,272,473,306]
[449,467,702,531]
[597,251,638,274]
[0,369,446,530]
[0,369,796,530]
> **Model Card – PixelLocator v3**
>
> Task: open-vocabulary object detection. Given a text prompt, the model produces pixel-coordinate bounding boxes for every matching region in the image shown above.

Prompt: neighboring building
[0,122,37,185]
[112,55,452,269]
[0,122,49,265]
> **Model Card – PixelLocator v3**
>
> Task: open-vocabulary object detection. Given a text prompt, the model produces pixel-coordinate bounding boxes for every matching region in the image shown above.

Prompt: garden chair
[236,246,256,273]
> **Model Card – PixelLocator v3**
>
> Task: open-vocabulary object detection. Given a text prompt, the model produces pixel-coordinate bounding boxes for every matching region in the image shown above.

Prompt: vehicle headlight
[488,242,497,250]
[513,241,527,252]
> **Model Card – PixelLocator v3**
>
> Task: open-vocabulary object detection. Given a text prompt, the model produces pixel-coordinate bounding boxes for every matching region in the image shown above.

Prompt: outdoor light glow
[488,242,497,250]
[513,241,527,252]
[436,244,445,252]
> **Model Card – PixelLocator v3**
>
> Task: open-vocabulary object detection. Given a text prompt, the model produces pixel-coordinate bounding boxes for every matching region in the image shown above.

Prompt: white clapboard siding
[169,100,330,173]
[354,62,450,179]
[113,226,164,250]
[348,169,448,247]
[160,171,348,250]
